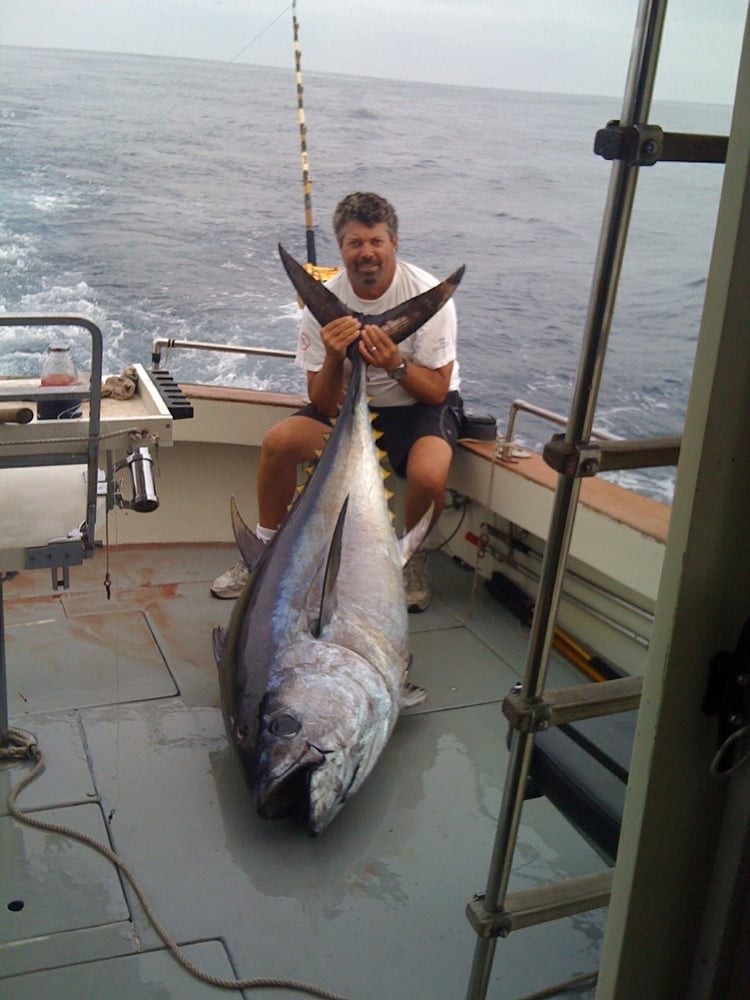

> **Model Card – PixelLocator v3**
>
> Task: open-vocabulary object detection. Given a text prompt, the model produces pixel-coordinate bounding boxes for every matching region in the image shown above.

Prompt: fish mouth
[256,764,316,822]
[256,742,327,826]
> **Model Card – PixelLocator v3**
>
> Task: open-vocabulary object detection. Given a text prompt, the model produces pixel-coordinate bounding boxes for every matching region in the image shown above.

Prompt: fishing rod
[292,0,317,267]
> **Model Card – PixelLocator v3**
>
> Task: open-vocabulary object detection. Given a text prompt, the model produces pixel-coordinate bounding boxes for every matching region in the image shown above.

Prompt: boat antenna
[292,0,318,266]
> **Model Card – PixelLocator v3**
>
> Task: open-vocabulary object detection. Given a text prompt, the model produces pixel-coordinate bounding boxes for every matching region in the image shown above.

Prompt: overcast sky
[2,1,747,104]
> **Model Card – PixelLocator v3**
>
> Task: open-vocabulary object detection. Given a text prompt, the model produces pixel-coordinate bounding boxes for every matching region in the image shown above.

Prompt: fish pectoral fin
[211,626,227,666]
[230,496,266,570]
[401,680,428,709]
[398,502,434,567]
[312,495,349,638]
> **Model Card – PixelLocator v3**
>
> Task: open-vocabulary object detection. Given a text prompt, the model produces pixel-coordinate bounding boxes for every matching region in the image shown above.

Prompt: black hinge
[703,618,750,773]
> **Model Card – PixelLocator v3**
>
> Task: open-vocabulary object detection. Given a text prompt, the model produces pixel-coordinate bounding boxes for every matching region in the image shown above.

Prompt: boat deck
[1,542,606,1000]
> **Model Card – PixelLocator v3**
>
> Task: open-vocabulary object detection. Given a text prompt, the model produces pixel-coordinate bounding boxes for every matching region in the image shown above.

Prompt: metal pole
[465,2,669,996]
[293,0,317,266]
[0,575,8,745]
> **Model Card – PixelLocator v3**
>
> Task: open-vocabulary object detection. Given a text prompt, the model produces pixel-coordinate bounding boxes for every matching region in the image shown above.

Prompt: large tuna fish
[213,247,463,834]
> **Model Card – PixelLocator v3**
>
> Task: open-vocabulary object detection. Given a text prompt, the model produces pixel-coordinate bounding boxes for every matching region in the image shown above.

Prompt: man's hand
[359,323,402,373]
[321,316,362,361]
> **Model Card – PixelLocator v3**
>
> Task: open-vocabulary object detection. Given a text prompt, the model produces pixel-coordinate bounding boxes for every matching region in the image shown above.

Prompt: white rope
[0,425,156,449]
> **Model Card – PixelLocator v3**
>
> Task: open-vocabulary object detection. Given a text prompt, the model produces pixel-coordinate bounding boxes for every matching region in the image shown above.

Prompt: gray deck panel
[0,921,138,980]
[0,804,129,944]
[2,546,608,999]
[76,696,605,1000]
[419,552,586,690]
[4,609,178,715]
[64,580,230,708]
[0,940,248,999]
[0,712,94,817]
[406,622,517,713]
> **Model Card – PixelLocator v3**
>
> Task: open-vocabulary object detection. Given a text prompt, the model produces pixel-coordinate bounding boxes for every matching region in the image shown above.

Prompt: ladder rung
[506,869,614,930]
[466,869,613,938]
[504,674,642,731]
[545,674,643,725]
[544,434,681,477]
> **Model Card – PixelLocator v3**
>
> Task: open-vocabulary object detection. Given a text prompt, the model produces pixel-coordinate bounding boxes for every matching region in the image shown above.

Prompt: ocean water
[0,46,732,502]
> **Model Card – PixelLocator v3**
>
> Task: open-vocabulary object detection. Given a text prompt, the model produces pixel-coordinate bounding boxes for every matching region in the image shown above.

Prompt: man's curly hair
[332,192,398,245]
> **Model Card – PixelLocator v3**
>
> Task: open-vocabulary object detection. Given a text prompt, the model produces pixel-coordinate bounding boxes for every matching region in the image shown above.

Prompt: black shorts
[295,390,463,478]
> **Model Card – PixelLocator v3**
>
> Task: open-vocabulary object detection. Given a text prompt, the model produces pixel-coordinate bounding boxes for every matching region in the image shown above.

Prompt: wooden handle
[0,406,34,425]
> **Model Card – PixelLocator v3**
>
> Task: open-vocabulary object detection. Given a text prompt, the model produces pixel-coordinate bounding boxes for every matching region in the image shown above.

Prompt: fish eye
[269,712,302,738]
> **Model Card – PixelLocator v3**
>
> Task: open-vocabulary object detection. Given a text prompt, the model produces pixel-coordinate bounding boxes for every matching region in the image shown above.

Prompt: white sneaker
[210,560,250,599]
[403,549,430,613]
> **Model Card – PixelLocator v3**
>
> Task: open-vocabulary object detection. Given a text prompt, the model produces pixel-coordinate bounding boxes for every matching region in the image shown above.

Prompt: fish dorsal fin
[230,496,267,570]
[312,495,349,639]
[397,502,434,567]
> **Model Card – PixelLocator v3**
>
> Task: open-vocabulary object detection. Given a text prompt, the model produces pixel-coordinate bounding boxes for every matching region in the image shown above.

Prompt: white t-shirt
[295,259,460,407]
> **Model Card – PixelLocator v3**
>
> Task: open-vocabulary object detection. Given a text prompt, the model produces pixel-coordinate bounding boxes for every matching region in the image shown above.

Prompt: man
[211,191,462,611]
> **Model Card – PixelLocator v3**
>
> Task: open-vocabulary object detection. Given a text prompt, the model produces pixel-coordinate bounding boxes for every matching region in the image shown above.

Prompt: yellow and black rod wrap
[292,0,317,267]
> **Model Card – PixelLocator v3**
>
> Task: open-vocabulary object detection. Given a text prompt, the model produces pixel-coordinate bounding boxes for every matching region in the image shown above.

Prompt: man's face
[338,221,398,300]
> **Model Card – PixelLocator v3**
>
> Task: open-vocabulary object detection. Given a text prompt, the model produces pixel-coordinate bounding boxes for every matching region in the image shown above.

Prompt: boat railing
[499,398,620,461]
[501,397,681,475]
[151,337,296,371]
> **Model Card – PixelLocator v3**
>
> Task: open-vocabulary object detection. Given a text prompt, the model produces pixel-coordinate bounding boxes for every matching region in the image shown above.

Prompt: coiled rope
[2,729,352,999]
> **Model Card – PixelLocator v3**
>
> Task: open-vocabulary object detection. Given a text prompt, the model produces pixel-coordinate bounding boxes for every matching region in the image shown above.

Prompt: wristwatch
[388,360,408,381]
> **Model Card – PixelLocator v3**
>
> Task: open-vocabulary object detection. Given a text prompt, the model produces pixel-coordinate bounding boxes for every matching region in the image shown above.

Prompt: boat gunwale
[179,382,671,545]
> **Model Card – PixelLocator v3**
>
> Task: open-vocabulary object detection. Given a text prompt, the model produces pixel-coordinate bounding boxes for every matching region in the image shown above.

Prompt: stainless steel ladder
[464,1,729,996]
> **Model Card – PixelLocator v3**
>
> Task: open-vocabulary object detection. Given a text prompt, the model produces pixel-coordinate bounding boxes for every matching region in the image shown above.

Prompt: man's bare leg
[257,414,330,529]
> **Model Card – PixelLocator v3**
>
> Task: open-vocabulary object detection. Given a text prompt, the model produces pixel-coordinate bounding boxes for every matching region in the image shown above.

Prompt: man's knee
[261,414,327,464]
[406,437,453,493]
[260,420,291,463]
[410,467,449,500]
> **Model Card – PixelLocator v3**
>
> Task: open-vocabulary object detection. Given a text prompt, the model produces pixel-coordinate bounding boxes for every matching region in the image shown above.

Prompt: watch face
[391,361,407,380]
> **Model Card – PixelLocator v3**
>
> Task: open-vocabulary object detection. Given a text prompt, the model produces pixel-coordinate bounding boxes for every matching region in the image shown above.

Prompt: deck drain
[7,900,25,912]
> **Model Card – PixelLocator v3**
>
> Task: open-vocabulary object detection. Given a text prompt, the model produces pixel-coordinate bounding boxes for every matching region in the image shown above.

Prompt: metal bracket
[594,120,663,165]
[543,432,681,477]
[595,120,729,166]
[503,684,552,733]
[25,538,84,590]
[543,435,601,477]
[465,894,513,939]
